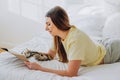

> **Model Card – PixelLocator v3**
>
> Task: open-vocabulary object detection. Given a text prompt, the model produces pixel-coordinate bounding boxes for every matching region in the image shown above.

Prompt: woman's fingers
[24,61,41,70]
[24,61,32,69]
[24,61,30,65]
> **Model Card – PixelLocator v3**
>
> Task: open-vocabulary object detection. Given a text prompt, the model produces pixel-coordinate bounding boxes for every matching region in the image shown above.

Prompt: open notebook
[8,50,29,62]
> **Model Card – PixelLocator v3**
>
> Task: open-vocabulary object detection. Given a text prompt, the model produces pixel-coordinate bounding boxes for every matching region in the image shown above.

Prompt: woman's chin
[51,34,56,37]
[50,33,54,36]
[49,32,55,36]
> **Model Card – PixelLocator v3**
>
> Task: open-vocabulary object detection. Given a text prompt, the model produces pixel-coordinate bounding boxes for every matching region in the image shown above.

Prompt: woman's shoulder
[66,25,91,43]
[65,26,82,41]
[70,25,88,37]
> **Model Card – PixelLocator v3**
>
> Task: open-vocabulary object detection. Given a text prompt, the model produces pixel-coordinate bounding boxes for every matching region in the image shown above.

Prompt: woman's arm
[24,60,81,77]
[40,60,81,77]
[47,49,56,58]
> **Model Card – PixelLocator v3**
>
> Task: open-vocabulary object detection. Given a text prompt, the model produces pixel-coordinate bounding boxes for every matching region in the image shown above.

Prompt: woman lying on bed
[24,6,120,77]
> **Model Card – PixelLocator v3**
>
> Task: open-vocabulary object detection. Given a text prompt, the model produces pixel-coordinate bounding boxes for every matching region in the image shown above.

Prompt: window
[8,0,65,23]
[8,0,90,23]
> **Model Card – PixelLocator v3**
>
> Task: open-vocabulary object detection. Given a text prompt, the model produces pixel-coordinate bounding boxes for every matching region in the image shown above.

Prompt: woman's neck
[58,30,69,41]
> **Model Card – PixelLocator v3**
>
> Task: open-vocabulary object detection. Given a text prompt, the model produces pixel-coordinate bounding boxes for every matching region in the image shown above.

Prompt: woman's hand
[24,61,42,70]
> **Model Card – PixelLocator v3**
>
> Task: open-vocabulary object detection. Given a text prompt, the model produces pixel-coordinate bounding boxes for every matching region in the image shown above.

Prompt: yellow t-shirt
[51,26,106,66]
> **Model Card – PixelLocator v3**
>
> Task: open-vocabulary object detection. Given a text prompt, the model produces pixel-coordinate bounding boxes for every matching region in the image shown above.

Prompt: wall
[0,0,44,48]
[1,0,119,49]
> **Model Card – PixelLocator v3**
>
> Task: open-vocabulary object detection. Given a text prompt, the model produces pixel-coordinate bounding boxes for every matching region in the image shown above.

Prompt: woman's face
[45,17,59,36]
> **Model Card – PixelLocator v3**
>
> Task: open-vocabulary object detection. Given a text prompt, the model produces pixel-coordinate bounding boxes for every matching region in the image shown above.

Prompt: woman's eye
[48,23,50,26]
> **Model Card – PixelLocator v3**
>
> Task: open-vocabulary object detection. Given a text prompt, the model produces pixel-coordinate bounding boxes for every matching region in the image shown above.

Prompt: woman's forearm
[25,60,81,77]
[47,49,56,58]
[39,66,77,77]
[39,60,81,77]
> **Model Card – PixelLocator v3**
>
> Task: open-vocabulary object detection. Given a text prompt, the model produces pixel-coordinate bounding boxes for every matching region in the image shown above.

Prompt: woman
[24,6,120,77]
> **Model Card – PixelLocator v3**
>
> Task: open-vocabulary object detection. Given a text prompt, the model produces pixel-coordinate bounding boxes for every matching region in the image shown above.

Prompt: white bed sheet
[0,37,120,80]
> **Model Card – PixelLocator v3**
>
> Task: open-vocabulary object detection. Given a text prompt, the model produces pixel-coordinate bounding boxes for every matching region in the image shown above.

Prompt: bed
[1,9,120,80]
[0,36,120,80]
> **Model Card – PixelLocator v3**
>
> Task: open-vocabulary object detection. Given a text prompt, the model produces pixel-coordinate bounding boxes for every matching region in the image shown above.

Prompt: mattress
[0,37,120,80]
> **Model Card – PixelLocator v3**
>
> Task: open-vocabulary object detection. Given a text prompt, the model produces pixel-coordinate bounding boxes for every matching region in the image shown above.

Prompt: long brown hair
[45,6,71,63]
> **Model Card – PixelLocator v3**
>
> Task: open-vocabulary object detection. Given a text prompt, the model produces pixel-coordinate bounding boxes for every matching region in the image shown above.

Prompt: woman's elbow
[67,72,78,77]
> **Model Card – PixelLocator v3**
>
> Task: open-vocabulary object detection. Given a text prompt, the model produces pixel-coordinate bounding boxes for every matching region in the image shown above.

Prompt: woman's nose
[45,26,49,31]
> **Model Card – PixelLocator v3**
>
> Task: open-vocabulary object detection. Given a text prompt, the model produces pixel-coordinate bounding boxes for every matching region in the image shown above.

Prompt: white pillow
[12,36,52,53]
[78,6,104,17]
[103,12,120,38]
[104,0,120,17]
[74,14,106,38]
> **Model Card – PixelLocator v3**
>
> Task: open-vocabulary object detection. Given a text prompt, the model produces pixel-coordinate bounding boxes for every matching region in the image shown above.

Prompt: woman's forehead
[46,17,51,21]
[46,17,52,23]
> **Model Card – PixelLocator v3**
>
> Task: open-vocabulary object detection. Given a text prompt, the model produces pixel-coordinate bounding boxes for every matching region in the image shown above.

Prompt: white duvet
[0,37,120,80]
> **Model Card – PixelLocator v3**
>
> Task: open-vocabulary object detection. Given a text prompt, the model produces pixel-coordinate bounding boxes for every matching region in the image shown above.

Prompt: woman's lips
[49,31,52,34]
